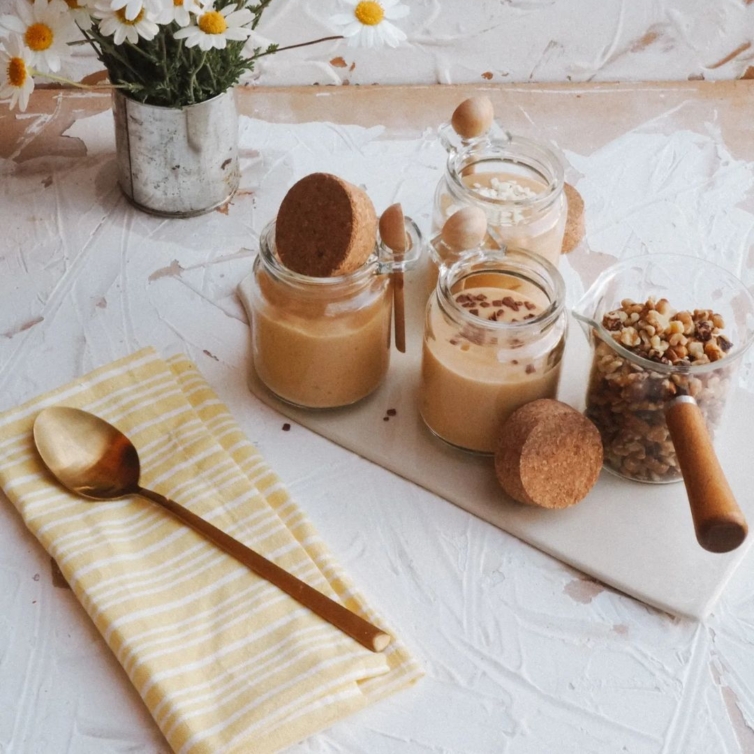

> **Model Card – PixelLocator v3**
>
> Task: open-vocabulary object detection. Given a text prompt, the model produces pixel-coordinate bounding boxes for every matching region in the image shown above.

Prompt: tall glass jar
[432,125,566,277]
[249,219,421,409]
[420,248,567,454]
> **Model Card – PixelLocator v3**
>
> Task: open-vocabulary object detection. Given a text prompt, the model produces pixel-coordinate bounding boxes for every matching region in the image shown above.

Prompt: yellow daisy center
[354,1,384,26]
[25,22,54,51]
[64,0,83,9]
[198,10,227,34]
[115,7,144,24]
[173,0,184,6]
[8,57,28,87]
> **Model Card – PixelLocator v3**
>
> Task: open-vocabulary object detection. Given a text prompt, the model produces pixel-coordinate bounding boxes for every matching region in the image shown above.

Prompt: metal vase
[112,89,240,218]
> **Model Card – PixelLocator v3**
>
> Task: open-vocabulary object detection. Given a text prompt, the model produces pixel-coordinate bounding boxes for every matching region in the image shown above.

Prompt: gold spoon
[33,406,391,653]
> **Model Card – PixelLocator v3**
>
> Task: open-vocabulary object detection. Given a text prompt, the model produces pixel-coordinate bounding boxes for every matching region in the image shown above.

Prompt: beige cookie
[275,172,377,278]
[495,399,603,509]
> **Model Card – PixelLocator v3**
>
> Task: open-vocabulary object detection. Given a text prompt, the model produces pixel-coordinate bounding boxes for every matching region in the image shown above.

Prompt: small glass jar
[249,219,421,409]
[574,254,754,483]
[420,248,567,454]
[432,125,566,278]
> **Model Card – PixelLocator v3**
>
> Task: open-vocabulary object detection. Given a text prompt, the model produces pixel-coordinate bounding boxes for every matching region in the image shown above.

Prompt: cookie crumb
[282,423,291,432]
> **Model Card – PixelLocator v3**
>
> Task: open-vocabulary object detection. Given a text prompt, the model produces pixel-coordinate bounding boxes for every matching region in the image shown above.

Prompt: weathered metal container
[113,89,240,217]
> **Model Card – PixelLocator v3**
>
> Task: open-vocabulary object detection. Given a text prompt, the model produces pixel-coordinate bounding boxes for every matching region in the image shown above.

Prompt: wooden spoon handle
[138,487,391,652]
[393,270,406,353]
[664,396,747,553]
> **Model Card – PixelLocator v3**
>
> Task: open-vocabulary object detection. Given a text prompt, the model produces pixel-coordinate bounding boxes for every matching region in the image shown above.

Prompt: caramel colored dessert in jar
[420,250,567,454]
[249,222,392,409]
[433,127,567,277]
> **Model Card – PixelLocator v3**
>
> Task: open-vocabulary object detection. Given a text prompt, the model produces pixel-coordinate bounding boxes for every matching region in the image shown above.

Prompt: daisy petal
[381,19,406,45]
[224,8,252,24]
[340,21,363,38]
[0,16,26,34]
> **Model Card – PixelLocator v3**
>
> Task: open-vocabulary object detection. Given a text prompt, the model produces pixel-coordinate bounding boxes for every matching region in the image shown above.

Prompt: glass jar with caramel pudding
[432,126,566,277]
[249,219,421,409]
[420,248,567,454]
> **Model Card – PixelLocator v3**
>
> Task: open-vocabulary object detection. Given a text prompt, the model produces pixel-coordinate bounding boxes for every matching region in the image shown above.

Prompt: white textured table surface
[2,84,754,754]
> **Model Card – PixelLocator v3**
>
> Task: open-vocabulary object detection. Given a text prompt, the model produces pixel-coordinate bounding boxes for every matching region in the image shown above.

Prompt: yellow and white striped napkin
[0,348,421,754]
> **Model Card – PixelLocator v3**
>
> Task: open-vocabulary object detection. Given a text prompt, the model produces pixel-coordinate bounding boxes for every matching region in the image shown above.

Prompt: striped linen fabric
[0,348,422,754]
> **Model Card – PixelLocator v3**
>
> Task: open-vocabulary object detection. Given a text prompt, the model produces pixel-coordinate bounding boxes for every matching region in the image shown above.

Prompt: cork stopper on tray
[494,399,603,509]
[275,172,378,278]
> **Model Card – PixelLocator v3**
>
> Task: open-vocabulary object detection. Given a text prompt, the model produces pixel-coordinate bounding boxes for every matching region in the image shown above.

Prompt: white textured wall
[246,0,754,85]
[1,0,753,84]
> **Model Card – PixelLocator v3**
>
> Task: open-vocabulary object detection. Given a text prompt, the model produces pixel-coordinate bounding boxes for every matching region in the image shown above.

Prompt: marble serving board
[238,261,754,621]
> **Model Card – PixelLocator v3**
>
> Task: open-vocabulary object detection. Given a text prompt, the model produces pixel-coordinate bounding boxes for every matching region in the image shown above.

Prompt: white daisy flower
[94,2,159,44]
[330,0,409,49]
[173,2,253,51]
[62,0,95,31]
[156,0,201,28]
[103,0,161,22]
[0,35,36,111]
[1,0,77,73]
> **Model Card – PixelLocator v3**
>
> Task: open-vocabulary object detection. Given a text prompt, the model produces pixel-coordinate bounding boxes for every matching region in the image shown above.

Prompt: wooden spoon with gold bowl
[33,406,391,652]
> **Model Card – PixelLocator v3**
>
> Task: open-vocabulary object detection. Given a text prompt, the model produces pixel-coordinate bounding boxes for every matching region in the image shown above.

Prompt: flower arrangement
[0,0,409,111]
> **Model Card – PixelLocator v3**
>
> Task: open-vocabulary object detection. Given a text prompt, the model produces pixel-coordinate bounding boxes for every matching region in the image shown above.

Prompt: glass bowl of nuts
[573,254,754,484]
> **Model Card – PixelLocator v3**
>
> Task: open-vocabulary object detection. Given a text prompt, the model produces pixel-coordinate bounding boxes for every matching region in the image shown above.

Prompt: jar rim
[574,253,754,377]
[258,220,380,288]
[446,133,565,213]
[436,247,566,331]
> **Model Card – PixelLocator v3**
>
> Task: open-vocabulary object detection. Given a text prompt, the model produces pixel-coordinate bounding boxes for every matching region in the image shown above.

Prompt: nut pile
[585,297,734,482]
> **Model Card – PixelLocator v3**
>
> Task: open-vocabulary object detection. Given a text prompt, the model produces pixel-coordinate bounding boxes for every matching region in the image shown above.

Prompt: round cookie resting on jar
[248,217,422,410]
[432,97,567,278]
[573,254,754,484]
[420,247,567,455]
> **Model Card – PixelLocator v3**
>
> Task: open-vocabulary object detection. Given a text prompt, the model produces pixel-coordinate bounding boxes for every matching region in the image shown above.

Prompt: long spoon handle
[664,396,747,553]
[137,486,392,652]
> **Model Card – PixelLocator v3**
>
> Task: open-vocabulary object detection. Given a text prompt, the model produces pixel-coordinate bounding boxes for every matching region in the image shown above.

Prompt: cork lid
[494,399,603,509]
[561,183,585,254]
[275,172,378,278]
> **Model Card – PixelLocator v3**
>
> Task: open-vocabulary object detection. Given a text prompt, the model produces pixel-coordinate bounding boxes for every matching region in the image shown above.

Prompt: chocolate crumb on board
[387,408,397,416]
[282,423,291,432]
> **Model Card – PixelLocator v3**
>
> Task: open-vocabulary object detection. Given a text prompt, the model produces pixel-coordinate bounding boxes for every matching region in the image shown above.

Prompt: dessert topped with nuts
[586,296,735,483]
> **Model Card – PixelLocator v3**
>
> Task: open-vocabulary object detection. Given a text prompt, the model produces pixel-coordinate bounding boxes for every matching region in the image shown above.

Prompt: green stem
[124,40,160,64]
[273,35,343,54]
[253,35,343,61]
[32,69,126,90]
[250,0,274,29]
[188,49,208,104]
[85,29,146,82]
